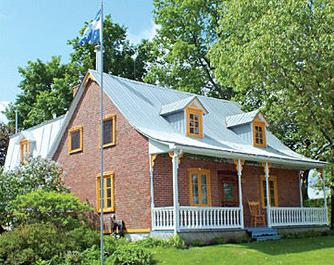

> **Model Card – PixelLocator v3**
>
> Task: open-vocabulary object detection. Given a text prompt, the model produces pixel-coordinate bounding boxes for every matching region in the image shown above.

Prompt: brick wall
[153,154,301,227]
[53,80,151,231]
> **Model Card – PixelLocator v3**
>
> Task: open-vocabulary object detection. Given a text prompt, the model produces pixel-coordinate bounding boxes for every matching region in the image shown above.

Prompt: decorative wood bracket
[262,161,271,175]
[151,154,157,169]
[168,151,183,165]
[234,159,245,173]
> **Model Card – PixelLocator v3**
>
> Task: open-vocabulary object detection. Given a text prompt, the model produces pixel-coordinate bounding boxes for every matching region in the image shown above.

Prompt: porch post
[299,172,303,208]
[235,159,244,229]
[171,151,180,234]
[264,161,272,227]
[320,169,327,209]
[149,154,157,230]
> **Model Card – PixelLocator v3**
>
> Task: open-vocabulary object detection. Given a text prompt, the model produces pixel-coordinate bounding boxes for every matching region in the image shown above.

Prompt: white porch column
[320,169,327,209]
[264,161,272,227]
[171,151,181,234]
[149,154,157,230]
[235,159,245,229]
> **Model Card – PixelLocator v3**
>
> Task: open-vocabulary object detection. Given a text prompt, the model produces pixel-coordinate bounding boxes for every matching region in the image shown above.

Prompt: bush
[111,245,153,265]
[9,190,91,230]
[165,235,187,249]
[0,223,99,265]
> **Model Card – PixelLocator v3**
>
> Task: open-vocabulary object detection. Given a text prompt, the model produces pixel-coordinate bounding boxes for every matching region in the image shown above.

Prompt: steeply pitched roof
[46,70,324,169]
[4,115,67,170]
[226,110,260,128]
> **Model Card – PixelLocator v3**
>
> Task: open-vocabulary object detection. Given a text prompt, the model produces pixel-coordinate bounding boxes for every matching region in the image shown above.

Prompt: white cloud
[127,22,159,44]
[0,101,9,124]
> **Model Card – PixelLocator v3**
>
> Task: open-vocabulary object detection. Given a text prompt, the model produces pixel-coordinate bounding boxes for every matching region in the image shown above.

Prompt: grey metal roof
[4,115,67,170]
[160,96,208,116]
[226,110,260,128]
[45,70,325,169]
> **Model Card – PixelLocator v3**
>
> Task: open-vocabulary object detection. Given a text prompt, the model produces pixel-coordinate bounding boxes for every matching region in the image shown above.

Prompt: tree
[0,157,67,232]
[210,0,334,225]
[144,0,233,99]
[5,56,75,129]
[0,123,14,166]
[6,15,151,129]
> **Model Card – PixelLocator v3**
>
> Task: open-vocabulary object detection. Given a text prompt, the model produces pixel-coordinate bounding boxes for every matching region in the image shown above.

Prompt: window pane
[106,177,111,188]
[201,175,207,204]
[71,130,81,150]
[263,180,268,206]
[107,188,111,198]
[103,119,113,145]
[107,198,112,208]
[269,181,275,206]
[223,183,234,201]
[192,174,199,204]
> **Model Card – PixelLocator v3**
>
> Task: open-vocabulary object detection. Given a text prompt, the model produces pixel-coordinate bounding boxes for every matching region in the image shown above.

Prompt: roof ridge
[9,114,67,139]
[90,70,239,106]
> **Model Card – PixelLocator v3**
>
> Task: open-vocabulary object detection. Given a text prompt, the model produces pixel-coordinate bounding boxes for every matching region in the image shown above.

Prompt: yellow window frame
[260,175,278,208]
[68,126,83,154]
[253,120,267,147]
[20,139,30,163]
[186,107,203,138]
[96,172,115,213]
[99,114,116,148]
[188,168,212,206]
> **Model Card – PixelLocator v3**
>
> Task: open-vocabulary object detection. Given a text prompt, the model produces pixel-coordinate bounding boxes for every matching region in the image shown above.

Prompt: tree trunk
[302,170,310,202]
[331,186,334,229]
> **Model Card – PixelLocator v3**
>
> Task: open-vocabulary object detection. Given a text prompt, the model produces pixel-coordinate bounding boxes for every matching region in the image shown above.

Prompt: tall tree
[6,15,150,129]
[144,0,233,99]
[210,0,334,225]
[0,123,14,167]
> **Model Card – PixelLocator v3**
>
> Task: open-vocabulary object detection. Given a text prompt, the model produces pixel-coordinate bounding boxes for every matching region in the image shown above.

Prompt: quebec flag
[79,9,102,45]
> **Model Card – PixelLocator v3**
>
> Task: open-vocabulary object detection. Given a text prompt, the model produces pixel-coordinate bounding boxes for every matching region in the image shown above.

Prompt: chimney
[72,84,80,97]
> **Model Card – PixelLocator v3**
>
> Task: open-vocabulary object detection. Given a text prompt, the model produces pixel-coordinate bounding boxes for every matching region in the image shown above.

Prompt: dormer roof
[160,96,208,116]
[226,110,268,128]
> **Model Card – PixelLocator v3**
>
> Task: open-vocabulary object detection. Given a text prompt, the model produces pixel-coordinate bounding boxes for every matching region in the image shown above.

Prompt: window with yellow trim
[189,168,211,206]
[101,115,116,148]
[20,139,30,163]
[186,108,203,138]
[96,172,115,212]
[253,121,266,147]
[68,126,83,154]
[260,176,278,207]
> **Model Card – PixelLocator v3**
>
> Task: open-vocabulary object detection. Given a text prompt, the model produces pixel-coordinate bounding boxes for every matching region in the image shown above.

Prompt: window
[189,168,211,206]
[253,121,266,147]
[68,126,83,154]
[101,115,116,148]
[260,176,278,207]
[96,172,115,212]
[219,172,238,206]
[20,139,30,163]
[186,108,203,138]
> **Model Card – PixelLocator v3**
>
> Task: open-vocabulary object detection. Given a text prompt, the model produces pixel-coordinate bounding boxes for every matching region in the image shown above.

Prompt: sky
[0,0,155,122]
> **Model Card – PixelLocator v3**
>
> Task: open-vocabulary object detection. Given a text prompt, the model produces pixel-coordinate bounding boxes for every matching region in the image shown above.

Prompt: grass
[153,235,334,265]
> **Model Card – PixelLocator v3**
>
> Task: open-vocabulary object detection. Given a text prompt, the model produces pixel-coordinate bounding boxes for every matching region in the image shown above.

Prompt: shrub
[0,223,99,265]
[9,190,91,230]
[111,245,153,265]
[165,235,187,249]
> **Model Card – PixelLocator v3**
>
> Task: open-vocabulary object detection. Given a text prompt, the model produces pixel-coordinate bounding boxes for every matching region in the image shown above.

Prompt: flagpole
[99,0,104,264]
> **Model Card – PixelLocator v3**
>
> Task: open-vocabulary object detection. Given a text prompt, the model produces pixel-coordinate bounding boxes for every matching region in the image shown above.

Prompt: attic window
[253,121,266,147]
[20,139,30,163]
[186,108,203,138]
[68,126,83,154]
[101,115,116,148]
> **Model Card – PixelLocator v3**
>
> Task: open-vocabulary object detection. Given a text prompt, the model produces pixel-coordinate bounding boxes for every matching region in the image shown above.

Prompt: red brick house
[5,70,328,240]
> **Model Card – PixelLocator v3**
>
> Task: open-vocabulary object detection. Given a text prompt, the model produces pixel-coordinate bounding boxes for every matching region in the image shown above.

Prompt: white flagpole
[99,0,105,264]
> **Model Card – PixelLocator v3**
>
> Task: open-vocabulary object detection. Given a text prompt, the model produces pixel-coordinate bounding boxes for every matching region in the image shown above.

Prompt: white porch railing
[271,207,328,227]
[152,206,242,231]
[152,207,174,230]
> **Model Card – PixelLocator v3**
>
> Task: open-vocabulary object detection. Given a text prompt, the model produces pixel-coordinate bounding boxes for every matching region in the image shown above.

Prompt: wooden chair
[248,201,266,227]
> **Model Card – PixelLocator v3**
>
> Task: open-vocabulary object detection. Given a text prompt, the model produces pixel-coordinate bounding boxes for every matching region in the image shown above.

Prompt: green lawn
[153,236,334,265]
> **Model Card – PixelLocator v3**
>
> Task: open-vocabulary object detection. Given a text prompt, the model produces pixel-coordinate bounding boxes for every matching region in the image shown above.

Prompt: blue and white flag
[79,10,102,45]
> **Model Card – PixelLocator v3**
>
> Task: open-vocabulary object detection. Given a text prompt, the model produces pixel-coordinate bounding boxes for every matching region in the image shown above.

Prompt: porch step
[246,228,281,241]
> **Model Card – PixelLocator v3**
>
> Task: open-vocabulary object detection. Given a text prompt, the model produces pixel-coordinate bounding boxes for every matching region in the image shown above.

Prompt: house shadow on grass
[234,235,334,256]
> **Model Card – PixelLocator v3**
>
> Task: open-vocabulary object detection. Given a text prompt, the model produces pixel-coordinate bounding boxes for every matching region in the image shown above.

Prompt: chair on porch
[248,201,266,227]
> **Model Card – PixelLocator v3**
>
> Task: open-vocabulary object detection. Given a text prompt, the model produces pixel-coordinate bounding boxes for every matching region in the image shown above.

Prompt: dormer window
[20,139,30,163]
[186,108,203,138]
[253,121,266,147]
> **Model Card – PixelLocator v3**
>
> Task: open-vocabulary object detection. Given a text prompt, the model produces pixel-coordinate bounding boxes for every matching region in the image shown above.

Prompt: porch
[149,152,328,233]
